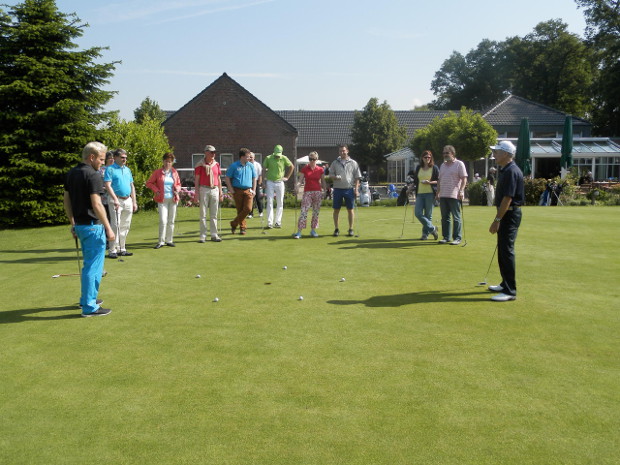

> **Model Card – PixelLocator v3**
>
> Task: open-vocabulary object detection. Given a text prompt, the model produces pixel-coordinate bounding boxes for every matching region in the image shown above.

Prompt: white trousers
[108,197,133,252]
[486,184,495,206]
[265,180,285,226]
[158,198,177,244]
[199,186,219,239]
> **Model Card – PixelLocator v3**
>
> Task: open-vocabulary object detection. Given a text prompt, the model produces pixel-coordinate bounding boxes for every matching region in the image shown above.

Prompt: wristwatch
[494,217,502,223]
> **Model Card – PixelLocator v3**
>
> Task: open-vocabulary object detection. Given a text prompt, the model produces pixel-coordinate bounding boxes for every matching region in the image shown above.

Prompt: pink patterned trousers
[297,190,323,230]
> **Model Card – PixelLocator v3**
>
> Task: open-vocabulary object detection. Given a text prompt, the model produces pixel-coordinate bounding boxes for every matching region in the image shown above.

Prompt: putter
[399,203,408,238]
[114,206,121,253]
[460,200,467,247]
[52,273,80,278]
[478,244,498,285]
[74,236,82,274]
[353,198,360,237]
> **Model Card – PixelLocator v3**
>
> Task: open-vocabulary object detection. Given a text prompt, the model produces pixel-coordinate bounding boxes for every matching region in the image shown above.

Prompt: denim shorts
[332,188,354,210]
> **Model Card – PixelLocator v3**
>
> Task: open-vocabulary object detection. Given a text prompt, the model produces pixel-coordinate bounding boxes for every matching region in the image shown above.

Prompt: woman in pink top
[146,153,182,248]
[293,152,326,238]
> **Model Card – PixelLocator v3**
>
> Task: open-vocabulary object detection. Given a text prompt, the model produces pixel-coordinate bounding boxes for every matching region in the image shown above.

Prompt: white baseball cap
[490,140,516,155]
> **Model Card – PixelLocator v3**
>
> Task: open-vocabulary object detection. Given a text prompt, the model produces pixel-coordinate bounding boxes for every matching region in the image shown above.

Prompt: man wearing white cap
[488,140,524,302]
[263,144,294,228]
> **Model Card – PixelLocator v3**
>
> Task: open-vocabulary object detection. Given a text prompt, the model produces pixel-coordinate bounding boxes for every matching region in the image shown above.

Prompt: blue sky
[5,0,588,119]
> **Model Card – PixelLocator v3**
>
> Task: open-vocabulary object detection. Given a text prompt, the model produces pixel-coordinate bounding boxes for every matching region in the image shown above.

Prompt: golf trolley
[359,171,371,207]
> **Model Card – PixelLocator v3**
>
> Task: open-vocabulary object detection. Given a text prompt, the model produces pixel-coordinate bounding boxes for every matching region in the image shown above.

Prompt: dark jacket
[413,165,440,195]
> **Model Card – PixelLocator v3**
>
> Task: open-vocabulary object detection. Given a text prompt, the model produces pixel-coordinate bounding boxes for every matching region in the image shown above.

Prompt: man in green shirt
[263,144,294,228]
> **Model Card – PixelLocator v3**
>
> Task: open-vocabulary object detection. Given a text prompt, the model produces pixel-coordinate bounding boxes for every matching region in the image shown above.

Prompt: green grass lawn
[1,205,618,464]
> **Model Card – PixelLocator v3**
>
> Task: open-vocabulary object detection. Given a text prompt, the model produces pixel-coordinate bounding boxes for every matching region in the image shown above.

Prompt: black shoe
[333,228,340,237]
[274,223,281,229]
[108,252,118,259]
[154,243,163,249]
[81,307,112,317]
[165,242,175,247]
[120,251,133,256]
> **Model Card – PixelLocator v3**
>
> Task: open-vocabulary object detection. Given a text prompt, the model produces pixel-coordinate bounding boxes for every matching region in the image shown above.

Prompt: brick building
[163,73,298,182]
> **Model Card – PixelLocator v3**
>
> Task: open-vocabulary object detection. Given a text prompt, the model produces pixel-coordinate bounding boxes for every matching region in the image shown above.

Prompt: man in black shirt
[488,141,524,302]
[64,142,115,316]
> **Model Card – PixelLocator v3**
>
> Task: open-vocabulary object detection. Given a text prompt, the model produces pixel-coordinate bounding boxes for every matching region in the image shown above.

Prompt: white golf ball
[340,277,346,282]
[298,296,304,300]
[283,266,287,270]
[196,274,201,278]
[213,297,219,302]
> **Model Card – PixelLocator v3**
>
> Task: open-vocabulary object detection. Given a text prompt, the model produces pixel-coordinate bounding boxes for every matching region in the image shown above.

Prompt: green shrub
[524,178,547,205]
[467,180,486,206]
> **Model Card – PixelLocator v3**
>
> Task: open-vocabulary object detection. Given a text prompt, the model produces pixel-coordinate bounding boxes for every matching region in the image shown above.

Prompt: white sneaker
[438,239,449,244]
[488,285,504,292]
[450,239,461,245]
[491,293,516,302]
[431,226,439,240]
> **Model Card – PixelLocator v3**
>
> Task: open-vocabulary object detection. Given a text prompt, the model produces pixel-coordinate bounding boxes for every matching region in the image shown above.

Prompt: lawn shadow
[0,305,82,324]
[329,238,438,250]
[328,289,491,307]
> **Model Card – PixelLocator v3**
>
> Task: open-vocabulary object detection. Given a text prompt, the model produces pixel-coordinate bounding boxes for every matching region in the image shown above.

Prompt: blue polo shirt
[226,161,256,189]
[495,161,524,207]
[104,163,134,197]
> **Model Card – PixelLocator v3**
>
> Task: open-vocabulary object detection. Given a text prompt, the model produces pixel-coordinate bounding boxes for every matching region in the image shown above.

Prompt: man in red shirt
[194,145,223,242]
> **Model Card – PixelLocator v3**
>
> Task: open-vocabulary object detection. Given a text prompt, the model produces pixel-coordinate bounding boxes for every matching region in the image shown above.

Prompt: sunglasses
[309,158,317,161]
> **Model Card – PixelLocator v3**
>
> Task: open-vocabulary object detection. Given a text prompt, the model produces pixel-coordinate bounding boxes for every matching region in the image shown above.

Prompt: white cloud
[120,69,285,78]
[95,0,275,24]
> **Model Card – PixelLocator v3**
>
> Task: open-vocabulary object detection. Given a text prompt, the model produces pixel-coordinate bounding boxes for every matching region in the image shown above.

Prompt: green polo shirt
[263,154,293,182]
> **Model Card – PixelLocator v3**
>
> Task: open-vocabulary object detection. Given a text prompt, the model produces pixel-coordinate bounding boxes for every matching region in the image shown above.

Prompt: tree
[350,98,407,180]
[508,20,596,117]
[0,0,117,227]
[134,96,166,124]
[576,0,620,135]
[429,21,596,118]
[410,108,497,176]
[430,39,510,110]
[97,116,172,211]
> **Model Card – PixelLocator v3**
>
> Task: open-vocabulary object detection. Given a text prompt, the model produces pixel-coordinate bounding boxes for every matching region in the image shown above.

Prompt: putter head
[461,240,468,247]
[52,274,60,278]
[477,281,487,286]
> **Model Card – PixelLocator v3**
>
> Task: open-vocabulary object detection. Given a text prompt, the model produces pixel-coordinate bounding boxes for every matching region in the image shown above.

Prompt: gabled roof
[165,73,298,135]
[384,147,415,161]
[275,110,448,146]
[482,95,590,127]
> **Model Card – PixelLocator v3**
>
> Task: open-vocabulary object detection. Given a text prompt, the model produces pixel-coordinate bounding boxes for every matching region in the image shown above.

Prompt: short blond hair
[82,142,107,160]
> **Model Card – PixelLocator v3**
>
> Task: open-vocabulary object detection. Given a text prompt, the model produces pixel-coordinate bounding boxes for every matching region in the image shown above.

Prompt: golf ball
[213,297,219,302]
[298,296,304,300]
[196,274,201,278]
[283,266,287,270]
[340,277,346,282]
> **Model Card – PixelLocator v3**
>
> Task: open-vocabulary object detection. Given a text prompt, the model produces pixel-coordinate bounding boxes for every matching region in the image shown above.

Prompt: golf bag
[359,171,371,207]
[397,186,409,206]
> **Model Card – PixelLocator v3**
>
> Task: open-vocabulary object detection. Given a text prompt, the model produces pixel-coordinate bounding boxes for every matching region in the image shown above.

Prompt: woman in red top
[293,152,326,238]
[146,153,182,248]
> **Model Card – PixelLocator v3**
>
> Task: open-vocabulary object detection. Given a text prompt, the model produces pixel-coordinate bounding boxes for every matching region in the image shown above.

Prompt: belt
[200,185,218,189]
[118,196,130,200]
[502,206,521,211]
[76,220,100,225]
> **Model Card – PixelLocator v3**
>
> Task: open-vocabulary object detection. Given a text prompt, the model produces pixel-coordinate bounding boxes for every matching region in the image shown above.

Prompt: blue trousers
[74,224,106,314]
[439,197,462,241]
[414,193,435,235]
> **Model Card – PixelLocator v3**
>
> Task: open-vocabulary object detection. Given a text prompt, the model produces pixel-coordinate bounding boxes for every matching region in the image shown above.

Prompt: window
[191,153,203,167]
[596,157,620,181]
[219,153,233,170]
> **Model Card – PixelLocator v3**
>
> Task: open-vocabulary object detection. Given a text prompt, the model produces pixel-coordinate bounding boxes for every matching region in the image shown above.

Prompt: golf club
[399,202,408,238]
[218,199,222,236]
[460,199,467,247]
[52,273,80,278]
[293,187,298,234]
[354,198,360,237]
[115,206,121,253]
[478,244,498,285]
[74,236,82,274]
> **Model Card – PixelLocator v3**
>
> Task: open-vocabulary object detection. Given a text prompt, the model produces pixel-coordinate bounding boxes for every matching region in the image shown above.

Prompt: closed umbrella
[515,118,531,176]
[560,115,573,170]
